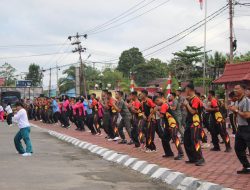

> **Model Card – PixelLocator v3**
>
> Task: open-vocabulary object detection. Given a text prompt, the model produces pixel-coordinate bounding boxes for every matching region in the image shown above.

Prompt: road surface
[0,123,171,190]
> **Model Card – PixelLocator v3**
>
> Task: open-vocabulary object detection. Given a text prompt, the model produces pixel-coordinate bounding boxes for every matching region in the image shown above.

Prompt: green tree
[169,46,204,81]
[234,51,250,62]
[101,68,124,89]
[134,58,168,86]
[0,62,16,86]
[26,63,43,86]
[117,47,145,77]
[208,51,227,68]
[58,66,76,93]
[173,46,203,65]
[85,66,101,90]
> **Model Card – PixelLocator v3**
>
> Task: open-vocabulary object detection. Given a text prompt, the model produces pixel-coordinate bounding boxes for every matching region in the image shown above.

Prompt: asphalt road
[0,122,171,190]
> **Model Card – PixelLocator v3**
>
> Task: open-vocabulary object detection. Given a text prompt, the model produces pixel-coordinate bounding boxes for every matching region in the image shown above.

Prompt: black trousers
[235,125,250,168]
[61,111,70,127]
[184,125,204,162]
[86,114,96,134]
[145,120,156,151]
[210,119,231,150]
[53,112,60,123]
[229,113,237,135]
[7,113,13,125]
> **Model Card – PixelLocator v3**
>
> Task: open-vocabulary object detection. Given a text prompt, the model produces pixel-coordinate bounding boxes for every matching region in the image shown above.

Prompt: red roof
[213,62,250,84]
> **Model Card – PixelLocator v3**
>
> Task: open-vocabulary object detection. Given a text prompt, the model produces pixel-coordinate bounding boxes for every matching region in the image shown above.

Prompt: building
[213,61,250,94]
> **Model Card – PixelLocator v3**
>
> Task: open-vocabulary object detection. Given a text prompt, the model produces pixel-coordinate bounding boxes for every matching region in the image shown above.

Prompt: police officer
[229,84,250,174]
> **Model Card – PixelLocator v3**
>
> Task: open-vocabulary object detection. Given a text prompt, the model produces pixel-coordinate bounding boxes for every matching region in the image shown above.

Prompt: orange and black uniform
[209,98,231,150]
[131,100,143,147]
[184,96,204,163]
[92,98,101,134]
[108,98,119,138]
[142,98,156,151]
[160,103,184,157]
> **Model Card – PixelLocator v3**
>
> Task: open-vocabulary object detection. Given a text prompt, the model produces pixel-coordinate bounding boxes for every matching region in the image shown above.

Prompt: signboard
[16,80,32,87]
[0,78,5,86]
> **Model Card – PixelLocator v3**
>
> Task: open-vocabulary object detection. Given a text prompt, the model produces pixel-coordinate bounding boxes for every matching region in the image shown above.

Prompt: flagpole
[202,0,207,94]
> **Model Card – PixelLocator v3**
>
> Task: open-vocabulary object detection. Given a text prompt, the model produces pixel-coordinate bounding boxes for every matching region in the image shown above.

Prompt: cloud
[0,0,249,88]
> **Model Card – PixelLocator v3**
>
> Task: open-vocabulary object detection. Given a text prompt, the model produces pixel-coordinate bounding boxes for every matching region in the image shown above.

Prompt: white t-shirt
[0,106,3,112]
[13,108,30,129]
[5,105,13,114]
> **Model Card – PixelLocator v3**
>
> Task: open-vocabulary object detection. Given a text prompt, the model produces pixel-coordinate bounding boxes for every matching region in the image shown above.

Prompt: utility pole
[68,33,87,96]
[48,68,52,97]
[229,0,234,64]
[56,64,59,96]
[203,0,208,94]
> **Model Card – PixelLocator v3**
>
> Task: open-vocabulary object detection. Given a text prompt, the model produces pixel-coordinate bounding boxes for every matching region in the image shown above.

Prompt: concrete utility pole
[229,0,234,64]
[48,68,52,97]
[68,33,87,96]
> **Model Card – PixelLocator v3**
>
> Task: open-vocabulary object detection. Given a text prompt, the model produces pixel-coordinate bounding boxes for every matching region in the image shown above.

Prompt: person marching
[140,90,157,152]
[107,91,120,141]
[229,84,250,174]
[154,96,184,160]
[206,90,231,152]
[100,90,114,140]
[111,91,132,144]
[183,83,205,166]
[13,102,33,157]
[5,102,13,126]
[91,93,101,135]
[130,91,144,148]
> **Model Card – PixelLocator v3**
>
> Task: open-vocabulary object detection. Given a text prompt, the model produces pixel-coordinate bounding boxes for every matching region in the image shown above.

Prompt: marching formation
[2,83,250,173]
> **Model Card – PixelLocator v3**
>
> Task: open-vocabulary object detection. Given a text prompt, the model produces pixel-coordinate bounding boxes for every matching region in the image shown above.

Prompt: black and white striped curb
[48,130,233,190]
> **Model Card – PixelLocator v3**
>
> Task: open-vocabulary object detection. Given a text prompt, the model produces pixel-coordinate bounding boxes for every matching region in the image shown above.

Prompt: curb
[44,128,233,190]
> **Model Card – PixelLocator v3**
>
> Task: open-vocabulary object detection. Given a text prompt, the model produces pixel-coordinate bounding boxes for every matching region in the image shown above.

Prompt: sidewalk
[32,121,250,190]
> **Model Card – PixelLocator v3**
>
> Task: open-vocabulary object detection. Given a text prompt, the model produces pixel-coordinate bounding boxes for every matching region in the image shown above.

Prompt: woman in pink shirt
[61,95,70,128]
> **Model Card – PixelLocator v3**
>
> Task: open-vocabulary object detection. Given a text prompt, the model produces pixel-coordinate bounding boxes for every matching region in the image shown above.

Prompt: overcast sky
[0,0,249,88]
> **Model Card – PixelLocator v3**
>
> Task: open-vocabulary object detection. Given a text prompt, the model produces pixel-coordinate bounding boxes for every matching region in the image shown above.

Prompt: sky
[0,0,249,88]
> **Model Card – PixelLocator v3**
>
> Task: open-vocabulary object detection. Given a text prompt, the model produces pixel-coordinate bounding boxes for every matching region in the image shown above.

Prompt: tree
[169,46,204,81]
[101,68,124,89]
[85,66,101,90]
[234,51,250,62]
[58,66,76,94]
[134,58,168,86]
[0,62,16,86]
[207,51,227,80]
[173,46,203,66]
[117,47,145,77]
[26,63,43,86]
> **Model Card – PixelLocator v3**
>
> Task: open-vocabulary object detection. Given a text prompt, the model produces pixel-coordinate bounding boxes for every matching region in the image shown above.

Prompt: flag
[199,0,203,10]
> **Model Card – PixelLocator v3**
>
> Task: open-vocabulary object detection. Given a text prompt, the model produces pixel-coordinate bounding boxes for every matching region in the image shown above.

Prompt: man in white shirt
[13,102,33,157]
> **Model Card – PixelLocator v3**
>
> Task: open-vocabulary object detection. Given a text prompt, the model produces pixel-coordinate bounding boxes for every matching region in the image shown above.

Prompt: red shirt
[92,99,98,107]
[160,103,169,114]
[132,100,141,110]
[210,98,218,108]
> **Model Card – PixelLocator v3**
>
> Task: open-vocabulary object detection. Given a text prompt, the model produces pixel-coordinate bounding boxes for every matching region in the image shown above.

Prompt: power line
[0,43,66,49]
[144,5,228,57]
[0,51,71,60]
[89,0,171,35]
[84,0,148,34]
[141,4,229,53]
